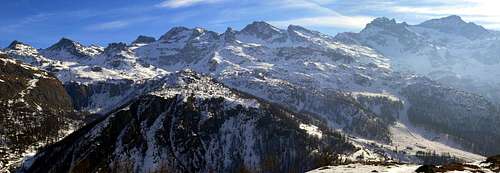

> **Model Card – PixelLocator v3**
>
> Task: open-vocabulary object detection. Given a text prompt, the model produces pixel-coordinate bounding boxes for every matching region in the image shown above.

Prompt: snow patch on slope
[299,123,323,139]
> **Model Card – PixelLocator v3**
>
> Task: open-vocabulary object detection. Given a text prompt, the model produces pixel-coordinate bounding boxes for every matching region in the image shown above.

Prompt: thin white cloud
[0,13,54,32]
[268,0,374,29]
[300,0,500,29]
[87,21,129,30]
[66,6,156,19]
[157,0,223,8]
[86,16,160,31]
[270,15,373,29]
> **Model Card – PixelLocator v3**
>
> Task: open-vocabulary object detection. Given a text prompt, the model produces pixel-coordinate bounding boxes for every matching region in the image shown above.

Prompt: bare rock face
[63,79,134,111]
[132,35,156,44]
[0,54,82,172]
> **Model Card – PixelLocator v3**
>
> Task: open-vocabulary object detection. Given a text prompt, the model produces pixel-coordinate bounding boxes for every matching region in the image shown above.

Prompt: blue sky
[2,0,500,48]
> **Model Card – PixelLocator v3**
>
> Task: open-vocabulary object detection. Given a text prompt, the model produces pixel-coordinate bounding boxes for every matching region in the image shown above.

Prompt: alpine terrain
[1,15,500,173]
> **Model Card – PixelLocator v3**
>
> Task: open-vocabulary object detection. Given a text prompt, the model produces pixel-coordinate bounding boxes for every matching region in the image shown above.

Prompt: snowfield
[307,164,420,173]
[307,160,499,173]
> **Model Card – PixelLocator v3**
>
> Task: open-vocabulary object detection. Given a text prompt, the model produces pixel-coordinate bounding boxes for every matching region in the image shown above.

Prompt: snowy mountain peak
[287,24,329,41]
[2,40,48,67]
[132,35,155,44]
[287,24,318,36]
[159,26,192,41]
[240,21,284,39]
[361,17,411,35]
[47,37,79,50]
[191,27,219,39]
[418,15,491,39]
[6,40,28,50]
[440,15,463,22]
[242,21,279,31]
[42,37,103,60]
[419,15,467,26]
[360,17,413,40]
[287,24,309,32]
[193,27,206,34]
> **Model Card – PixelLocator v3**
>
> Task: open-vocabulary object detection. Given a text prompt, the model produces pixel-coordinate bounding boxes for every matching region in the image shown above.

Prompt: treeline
[402,82,500,155]
[415,151,461,165]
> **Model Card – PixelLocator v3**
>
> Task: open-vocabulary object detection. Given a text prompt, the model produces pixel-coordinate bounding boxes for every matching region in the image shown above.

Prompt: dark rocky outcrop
[64,80,133,111]
[414,155,500,173]
[6,40,27,50]
[0,54,83,172]
[132,35,156,44]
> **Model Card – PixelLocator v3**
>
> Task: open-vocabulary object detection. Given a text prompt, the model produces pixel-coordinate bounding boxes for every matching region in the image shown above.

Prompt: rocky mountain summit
[417,15,492,40]
[132,35,156,45]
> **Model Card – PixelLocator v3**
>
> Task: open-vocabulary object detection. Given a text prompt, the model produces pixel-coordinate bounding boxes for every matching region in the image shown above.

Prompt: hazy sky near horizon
[2,0,500,48]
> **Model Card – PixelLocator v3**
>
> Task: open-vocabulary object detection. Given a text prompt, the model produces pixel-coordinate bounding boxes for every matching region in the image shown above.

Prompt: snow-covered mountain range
[335,15,500,103]
[3,16,500,172]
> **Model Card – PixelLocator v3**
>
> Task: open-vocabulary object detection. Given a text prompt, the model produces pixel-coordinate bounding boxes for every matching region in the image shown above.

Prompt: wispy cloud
[267,0,374,29]
[1,5,161,33]
[306,0,500,29]
[87,20,130,30]
[157,0,223,8]
[66,6,155,19]
[86,16,160,31]
[0,13,54,32]
[386,0,495,16]
[270,15,373,29]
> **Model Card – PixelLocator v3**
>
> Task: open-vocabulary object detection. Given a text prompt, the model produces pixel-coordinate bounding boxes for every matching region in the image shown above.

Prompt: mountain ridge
[335,15,500,103]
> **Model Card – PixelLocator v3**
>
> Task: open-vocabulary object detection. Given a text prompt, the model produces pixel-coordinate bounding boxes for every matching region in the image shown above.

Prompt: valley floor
[307,163,420,173]
[307,162,499,173]
[389,122,484,162]
[349,110,484,164]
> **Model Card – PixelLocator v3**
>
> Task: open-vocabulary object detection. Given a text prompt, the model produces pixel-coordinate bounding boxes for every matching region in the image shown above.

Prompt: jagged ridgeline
[0,54,84,172]
[20,71,355,173]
